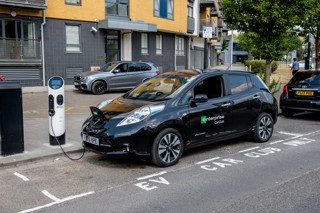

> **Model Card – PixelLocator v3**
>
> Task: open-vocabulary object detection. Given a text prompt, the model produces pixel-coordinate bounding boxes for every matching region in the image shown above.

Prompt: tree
[298,0,320,69]
[222,0,306,86]
[238,32,257,60]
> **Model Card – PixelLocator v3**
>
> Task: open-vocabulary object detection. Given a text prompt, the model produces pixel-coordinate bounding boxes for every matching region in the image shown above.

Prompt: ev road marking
[136,171,170,191]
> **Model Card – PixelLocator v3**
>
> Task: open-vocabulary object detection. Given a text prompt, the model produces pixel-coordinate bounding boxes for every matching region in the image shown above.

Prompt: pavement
[0,63,289,167]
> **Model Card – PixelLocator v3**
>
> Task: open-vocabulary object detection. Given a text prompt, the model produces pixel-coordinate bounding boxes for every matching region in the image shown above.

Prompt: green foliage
[245,60,279,74]
[222,0,307,86]
[245,60,280,94]
[271,61,279,73]
[244,60,265,74]
[269,78,282,95]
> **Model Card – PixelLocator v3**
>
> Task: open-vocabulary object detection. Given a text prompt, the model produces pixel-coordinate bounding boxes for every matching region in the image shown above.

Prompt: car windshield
[290,72,320,86]
[125,70,200,101]
[99,62,119,72]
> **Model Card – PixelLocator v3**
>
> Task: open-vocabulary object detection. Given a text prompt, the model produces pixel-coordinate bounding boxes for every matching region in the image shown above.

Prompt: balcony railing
[200,0,216,6]
[0,0,47,10]
[187,16,195,33]
[0,38,41,63]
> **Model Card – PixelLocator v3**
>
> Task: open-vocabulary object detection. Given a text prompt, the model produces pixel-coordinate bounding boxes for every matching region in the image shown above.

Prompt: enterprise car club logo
[201,115,225,125]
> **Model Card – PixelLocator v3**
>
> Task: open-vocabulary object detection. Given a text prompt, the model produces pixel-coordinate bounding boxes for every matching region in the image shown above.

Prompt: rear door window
[227,74,249,95]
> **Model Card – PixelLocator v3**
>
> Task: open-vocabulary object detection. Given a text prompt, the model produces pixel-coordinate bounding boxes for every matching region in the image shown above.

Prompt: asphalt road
[0,109,320,213]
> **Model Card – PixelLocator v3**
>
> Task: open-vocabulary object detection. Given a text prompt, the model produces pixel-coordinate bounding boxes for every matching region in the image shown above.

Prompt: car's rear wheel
[151,128,184,167]
[252,112,274,143]
[92,81,106,95]
[282,109,295,117]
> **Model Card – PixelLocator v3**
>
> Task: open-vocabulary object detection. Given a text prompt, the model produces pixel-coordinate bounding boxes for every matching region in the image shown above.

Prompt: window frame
[106,0,129,17]
[154,0,174,20]
[65,0,81,6]
[156,34,162,55]
[65,24,81,53]
[141,33,148,55]
[175,36,185,56]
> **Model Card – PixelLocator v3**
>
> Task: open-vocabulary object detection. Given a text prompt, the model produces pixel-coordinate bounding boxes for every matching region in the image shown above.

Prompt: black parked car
[280,70,320,117]
[81,70,278,167]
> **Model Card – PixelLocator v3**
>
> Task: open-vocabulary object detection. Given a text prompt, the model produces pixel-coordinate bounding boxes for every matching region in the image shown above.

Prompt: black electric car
[280,70,320,117]
[81,70,278,167]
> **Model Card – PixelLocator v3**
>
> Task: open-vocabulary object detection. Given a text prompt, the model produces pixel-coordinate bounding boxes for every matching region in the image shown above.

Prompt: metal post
[204,38,208,70]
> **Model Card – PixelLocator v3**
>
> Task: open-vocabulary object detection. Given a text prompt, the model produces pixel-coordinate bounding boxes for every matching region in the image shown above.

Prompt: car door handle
[253,95,260,100]
[221,102,231,108]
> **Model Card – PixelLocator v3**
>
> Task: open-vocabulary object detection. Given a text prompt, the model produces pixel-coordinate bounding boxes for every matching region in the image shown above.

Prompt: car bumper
[82,122,156,157]
[280,98,320,112]
[74,81,90,91]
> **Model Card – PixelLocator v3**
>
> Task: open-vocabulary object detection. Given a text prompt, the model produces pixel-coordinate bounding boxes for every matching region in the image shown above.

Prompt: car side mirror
[191,94,208,104]
[113,69,120,73]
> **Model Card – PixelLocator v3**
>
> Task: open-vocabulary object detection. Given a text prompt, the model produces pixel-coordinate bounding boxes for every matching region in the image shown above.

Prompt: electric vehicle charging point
[48,76,65,145]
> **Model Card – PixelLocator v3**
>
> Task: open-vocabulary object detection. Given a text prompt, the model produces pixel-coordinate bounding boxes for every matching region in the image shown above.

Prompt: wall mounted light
[10,11,17,17]
[90,26,98,33]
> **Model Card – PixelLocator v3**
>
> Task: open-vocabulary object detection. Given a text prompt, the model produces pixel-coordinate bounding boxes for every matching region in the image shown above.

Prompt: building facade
[0,0,225,87]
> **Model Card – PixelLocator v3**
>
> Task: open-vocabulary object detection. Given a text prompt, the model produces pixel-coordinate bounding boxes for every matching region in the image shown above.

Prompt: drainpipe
[41,5,47,86]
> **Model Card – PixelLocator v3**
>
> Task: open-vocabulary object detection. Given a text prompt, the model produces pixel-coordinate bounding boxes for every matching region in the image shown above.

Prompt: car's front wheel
[151,128,184,167]
[252,112,274,143]
[92,81,106,95]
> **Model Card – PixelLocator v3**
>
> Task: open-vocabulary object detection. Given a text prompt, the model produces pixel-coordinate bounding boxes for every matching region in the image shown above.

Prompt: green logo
[201,116,207,124]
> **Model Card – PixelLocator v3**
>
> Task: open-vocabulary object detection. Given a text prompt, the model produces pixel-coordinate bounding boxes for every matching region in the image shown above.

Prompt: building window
[106,0,128,17]
[156,34,162,55]
[66,25,81,52]
[187,0,193,17]
[141,33,148,54]
[154,0,173,19]
[65,0,81,5]
[176,36,185,56]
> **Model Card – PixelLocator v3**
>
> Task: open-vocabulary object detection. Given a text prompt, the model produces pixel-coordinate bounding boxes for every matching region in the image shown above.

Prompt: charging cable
[49,116,86,161]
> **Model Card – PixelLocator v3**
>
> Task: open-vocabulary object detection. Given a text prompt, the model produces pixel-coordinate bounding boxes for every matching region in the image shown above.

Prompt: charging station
[48,76,65,145]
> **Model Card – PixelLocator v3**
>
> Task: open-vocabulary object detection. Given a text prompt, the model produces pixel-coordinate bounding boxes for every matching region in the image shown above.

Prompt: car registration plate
[82,134,99,146]
[74,82,79,86]
[296,90,314,96]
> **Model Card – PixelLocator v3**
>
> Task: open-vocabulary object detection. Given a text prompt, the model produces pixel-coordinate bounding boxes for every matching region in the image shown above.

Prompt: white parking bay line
[19,190,95,213]
[137,171,167,180]
[238,146,260,153]
[278,131,303,137]
[195,157,220,165]
[14,172,29,181]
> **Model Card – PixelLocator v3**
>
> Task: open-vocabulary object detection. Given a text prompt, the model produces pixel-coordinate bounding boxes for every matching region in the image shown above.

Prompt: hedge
[244,60,279,74]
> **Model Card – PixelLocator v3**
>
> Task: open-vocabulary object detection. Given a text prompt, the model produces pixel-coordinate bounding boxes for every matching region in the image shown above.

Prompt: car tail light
[156,71,161,75]
[283,85,288,94]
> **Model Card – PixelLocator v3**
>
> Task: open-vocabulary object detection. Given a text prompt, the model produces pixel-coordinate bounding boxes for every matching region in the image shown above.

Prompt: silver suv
[74,61,160,95]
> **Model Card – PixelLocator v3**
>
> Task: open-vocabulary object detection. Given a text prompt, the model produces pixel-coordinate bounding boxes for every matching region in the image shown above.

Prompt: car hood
[78,71,112,78]
[98,96,161,120]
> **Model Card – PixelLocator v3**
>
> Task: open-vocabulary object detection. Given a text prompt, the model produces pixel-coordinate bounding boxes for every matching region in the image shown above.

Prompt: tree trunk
[265,59,272,87]
[315,36,319,69]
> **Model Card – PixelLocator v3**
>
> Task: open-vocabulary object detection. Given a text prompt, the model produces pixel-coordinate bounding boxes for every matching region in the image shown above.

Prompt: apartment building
[0,0,225,87]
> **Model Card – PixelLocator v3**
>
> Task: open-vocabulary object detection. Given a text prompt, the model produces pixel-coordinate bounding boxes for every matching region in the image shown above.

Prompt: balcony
[210,7,221,17]
[0,38,41,65]
[0,0,47,10]
[187,16,195,34]
[200,0,215,6]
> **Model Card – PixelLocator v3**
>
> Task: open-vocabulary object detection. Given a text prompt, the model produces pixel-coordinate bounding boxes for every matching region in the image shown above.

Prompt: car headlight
[83,76,94,81]
[117,105,165,126]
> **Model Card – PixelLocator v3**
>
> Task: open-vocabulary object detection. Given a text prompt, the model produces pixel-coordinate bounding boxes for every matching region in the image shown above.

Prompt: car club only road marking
[134,130,320,191]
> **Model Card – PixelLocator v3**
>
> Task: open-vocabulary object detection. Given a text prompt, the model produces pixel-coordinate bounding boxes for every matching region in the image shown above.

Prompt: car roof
[109,61,153,64]
[204,69,255,75]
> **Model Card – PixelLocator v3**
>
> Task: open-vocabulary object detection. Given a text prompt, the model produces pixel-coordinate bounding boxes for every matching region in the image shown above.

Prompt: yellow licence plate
[296,90,314,96]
